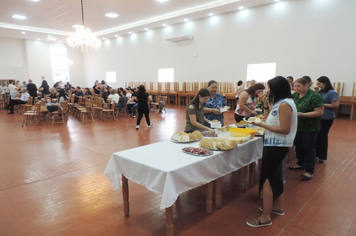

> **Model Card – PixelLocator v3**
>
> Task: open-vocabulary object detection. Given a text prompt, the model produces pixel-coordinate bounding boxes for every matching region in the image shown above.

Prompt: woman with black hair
[247,76,297,228]
[46,89,68,113]
[185,88,215,133]
[135,85,153,130]
[234,83,265,122]
[315,76,339,163]
[39,80,50,98]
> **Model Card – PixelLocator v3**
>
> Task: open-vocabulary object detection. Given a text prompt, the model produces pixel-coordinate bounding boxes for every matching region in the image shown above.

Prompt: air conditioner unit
[166,34,193,42]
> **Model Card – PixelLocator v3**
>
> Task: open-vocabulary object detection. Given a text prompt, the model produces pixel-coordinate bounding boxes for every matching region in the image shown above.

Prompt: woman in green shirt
[185,88,215,133]
[289,78,324,180]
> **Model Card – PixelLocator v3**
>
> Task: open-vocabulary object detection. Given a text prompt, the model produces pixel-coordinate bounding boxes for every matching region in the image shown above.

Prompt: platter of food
[209,120,222,129]
[199,138,237,151]
[243,116,262,123]
[202,131,218,137]
[220,106,230,113]
[171,130,203,143]
[182,147,213,156]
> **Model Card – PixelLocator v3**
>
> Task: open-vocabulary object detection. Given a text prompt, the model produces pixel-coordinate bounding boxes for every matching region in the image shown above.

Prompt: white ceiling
[0,0,279,43]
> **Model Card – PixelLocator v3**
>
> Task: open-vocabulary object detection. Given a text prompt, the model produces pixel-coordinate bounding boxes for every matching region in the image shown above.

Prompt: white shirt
[126,93,132,99]
[264,98,297,147]
[9,84,18,93]
[20,92,30,102]
[108,94,120,104]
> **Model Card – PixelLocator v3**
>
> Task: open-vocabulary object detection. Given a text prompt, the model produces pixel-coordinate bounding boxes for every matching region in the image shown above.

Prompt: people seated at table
[39,80,50,98]
[203,80,227,126]
[46,89,68,113]
[73,86,83,103]
[234,83,265,122]
[5,88,30,114]
[315,76,339,164]
[246,76,297,228]
[185,88,215,133]
[116,90,128,109]
[289,78,324,180]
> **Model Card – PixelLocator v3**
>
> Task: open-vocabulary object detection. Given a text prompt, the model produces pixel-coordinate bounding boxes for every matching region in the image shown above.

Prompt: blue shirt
[203,93,227,126]
[319,90,338,120]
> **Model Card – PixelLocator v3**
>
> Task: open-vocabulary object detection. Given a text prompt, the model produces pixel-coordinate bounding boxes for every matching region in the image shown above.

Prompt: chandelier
[67,0,101,52]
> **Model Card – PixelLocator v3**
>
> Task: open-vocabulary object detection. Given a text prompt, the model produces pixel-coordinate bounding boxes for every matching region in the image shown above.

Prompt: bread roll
[199,138,237,150]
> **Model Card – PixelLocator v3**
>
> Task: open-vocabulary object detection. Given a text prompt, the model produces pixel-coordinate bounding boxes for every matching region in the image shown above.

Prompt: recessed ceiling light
[275,0,280,2]
[184,19,188,22]
[115,35,118,37]
[102,38,106,40]
[37,39,41,41]
[28,0,40,2]
[209,13,214,16]
[238,6,244,10]
[105,13,119,18]
[21,32,26,34]
[156,0,169,2]
[48,35,51,37]
[12,15,26,20]
[59,41,62,43]
[47,37,56,40]
[163,23,167,27]
[144,28,148,31]
[128,32,132,34]
[72,24,83,28]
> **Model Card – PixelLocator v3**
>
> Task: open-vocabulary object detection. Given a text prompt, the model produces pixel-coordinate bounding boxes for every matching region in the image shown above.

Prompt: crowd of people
[183,76,339,228]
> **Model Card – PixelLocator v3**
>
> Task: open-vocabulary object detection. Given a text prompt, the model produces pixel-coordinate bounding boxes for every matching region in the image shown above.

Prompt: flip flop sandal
[288,165,305,170]
[301,173,313,180]
[246,218,272,228]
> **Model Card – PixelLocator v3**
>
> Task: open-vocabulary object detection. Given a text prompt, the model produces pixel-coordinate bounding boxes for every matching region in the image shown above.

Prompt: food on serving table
[210,120,222,129]
[247,117,262,123]
[235,123,247,128]
[184,147,212,155]
[255,127,265,135]
[218,132,250,144]
[199,138,237,151]
[171,130,203,142]
[229,127,256,139]
[211,119,219,123]
[202,131,219,137]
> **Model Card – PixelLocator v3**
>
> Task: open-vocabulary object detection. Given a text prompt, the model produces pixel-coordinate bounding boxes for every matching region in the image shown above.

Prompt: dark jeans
[47,106,59,113]
[294,130,319,175]
[316,119,334,160]
[7,100,27,112]
[234,113,245,123]
[127,103,138,116]
[137,109,151,126]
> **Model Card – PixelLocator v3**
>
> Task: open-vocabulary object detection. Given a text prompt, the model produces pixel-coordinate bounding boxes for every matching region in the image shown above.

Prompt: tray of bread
[171,130,203,143]
[199,138,237,151]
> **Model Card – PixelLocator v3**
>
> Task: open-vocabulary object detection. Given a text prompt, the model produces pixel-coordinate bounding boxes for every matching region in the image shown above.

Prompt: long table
[104,137,263,235]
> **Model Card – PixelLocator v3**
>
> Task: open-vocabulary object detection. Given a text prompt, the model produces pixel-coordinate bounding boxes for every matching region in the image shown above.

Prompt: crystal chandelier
[67,0,101,52]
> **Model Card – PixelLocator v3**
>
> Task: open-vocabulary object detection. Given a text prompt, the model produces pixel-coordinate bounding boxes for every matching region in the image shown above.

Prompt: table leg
[122,175,129,216]
[165,206,174,236]
[249,162,256,187]
[351,105,355,121]
[241,165,249,191]
[215,178,222,209]
[206,182,213,214]
[175,94,177,105]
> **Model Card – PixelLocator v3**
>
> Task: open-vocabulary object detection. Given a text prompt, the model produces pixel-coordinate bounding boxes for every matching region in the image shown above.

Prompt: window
[158,68,174,82]
[106,72,116,83]
[246,63,276,82]
[50,46,70,83]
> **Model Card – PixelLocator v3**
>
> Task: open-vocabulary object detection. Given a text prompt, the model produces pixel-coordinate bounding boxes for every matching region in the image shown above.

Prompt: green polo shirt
[293,89,324,132]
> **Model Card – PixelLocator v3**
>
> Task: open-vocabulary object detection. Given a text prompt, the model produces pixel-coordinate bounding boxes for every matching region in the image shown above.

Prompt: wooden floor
[1,105,356,236]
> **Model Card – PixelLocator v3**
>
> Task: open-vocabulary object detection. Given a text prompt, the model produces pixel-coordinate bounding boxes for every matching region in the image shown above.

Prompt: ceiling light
[72,24,83,28]
[163,23,167,27]
[238,6,244,10]
[37,39,41,41]
[156,0,169,2]
[22,32,26,34]
[12,15,26,20]
[48,35,51,37]
[144,28,148,31]
[275,0,280,1]
[105,13,119,18]
[102,38,106,40]
[67,0,101,52]
[128,32,132,34]
[209,13,214,16]
[28,0,40,2]
[115,35,118,37]
[184,19,188,22]
[47,37,56,40]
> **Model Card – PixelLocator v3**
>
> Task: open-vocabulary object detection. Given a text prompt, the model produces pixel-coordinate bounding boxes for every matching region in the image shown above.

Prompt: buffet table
[104,137,263,235]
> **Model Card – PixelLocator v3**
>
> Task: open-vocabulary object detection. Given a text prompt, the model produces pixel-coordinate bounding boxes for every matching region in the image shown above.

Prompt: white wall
[0,38,84,87]
[82,0,356,95]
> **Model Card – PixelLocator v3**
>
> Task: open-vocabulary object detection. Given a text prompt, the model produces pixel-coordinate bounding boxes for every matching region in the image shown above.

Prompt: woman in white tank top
[247,76,297,228]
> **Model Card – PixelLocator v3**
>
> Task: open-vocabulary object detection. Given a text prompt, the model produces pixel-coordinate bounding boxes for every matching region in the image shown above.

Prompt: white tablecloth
[104,137,263,209]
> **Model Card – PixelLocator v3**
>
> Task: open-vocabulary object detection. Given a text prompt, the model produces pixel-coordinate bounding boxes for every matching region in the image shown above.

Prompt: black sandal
[288,165,304,170]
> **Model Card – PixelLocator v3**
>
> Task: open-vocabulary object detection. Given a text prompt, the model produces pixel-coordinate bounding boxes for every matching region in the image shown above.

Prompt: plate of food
[202,131,219,137]
[182,147,213,156]
[220,106,230,112]
[209,119,222,128]
[243,116,263,123]
[199,138,237,151]
[171,131,203,143]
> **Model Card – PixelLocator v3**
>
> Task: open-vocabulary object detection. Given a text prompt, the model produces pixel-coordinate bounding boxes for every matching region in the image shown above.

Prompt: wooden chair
[20,97,34,114]
[115,99,129,117]
[0,96,4,108]
[102,100,116,122]
[79,100,95,124]
[4,94,10,106]
[150,95,160,113]
[22,103,41,127]
[52,102,67,125]
[93,97,104,119]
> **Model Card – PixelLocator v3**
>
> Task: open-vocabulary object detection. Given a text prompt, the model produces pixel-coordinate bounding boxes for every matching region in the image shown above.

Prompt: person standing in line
[289,78,324,180]
[246,76,297,227]
[135,85,153,130]
[8,80,18,99]
[39,80,50,97]
[26,79,37,104]
[315,76,339,164]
